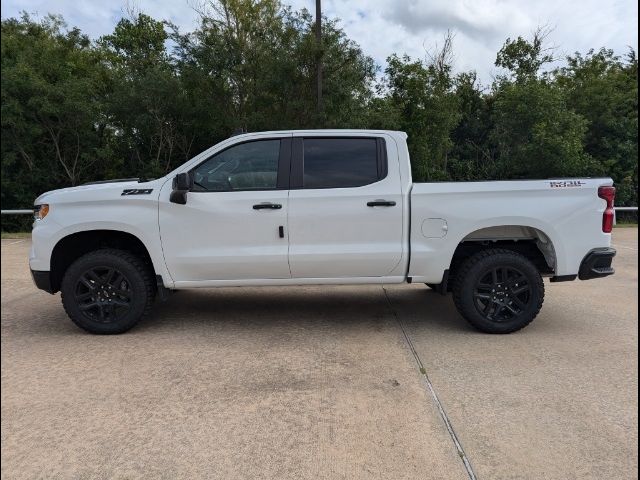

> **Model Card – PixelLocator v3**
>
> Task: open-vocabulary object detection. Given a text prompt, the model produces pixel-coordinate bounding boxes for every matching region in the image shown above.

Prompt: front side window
[192,140,280,191]
[303,138,380,189]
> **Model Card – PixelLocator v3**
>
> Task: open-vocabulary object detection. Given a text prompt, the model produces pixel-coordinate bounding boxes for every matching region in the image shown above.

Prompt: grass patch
[1,231,31,239]
[614,223,638,228]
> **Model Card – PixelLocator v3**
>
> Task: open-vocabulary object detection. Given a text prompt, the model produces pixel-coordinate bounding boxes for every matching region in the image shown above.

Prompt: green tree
[383,33,461,181]
[495,27,555,82]
[176,0,375,132]
[1,13,110,219]
[491,81,598,178]
[448,72,495,180]
[555,48,638,205]
[99,13,196,178]
[490,31,599,178]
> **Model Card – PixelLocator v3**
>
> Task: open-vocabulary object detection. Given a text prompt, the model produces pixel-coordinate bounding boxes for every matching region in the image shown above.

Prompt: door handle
[367,200,396,207]
[253,203,282,210]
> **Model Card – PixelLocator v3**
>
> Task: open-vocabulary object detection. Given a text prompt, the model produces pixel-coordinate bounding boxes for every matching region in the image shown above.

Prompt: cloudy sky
[2,0,637,84]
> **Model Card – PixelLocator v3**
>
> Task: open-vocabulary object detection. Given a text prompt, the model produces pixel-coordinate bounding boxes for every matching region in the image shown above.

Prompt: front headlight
[33,204,49,220]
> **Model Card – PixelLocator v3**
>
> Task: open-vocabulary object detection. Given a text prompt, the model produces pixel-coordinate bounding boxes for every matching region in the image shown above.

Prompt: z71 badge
[121,188,154,195]
[549,180,585,188]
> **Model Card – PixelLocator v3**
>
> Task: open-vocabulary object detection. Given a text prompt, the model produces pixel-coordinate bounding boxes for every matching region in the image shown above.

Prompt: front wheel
[61,249,155,334]
[452,249,544,334]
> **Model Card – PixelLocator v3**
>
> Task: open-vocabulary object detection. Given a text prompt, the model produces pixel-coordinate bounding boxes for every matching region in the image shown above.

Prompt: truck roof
[229,129,408,139]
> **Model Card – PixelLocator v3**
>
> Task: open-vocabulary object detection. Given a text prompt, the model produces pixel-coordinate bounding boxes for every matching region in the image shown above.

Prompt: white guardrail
[613,207,639,224]
[1,210,34,214]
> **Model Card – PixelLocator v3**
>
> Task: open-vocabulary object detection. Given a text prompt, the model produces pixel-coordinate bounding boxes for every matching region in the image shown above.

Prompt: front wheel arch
[50,230,156,293]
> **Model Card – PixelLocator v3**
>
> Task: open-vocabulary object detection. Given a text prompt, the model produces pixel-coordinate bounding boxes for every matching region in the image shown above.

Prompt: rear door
[287,134,404,278]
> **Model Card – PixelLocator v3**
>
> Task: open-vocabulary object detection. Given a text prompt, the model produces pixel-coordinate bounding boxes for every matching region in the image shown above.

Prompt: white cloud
[2,0,637,83]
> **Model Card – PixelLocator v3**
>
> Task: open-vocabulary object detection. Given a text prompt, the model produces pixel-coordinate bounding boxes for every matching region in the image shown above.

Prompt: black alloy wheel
[61,249,154,334]
[452,249,544,334]
[472,266,532,322]
[74,266,132,323]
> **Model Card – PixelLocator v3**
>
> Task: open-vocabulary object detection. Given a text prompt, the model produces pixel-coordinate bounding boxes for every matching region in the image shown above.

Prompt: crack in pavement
[612,243,637,251]
[1,240,25,246]
[382,286,478,480]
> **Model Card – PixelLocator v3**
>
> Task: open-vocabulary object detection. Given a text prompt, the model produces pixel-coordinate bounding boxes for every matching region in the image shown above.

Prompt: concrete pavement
[386,228,638,479]
[1,229,637,479]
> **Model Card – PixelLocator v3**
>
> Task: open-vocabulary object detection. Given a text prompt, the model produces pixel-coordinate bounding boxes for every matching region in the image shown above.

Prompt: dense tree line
[2,0,637,230]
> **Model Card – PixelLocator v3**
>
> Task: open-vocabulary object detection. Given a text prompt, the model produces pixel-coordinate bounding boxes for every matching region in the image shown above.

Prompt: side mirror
[170,172,192,205]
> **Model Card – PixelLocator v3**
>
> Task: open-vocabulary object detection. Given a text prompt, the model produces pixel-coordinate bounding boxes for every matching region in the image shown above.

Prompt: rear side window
[303,138,383,189]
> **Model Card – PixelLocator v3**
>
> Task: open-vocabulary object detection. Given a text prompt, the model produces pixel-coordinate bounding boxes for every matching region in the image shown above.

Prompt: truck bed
[408,178,614,283]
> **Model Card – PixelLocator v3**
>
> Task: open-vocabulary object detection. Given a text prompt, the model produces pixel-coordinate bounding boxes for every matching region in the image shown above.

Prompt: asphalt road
[1,229,637,479]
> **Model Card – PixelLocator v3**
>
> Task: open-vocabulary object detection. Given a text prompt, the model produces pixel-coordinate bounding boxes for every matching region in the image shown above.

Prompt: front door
[159,137,291,283]
[287,135,404,278]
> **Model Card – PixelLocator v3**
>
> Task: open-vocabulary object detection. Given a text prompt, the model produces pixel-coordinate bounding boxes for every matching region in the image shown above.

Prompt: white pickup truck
[30,130,616,334]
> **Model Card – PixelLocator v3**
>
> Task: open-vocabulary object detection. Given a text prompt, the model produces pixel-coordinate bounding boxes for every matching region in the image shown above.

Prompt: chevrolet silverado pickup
[30,130,616,334]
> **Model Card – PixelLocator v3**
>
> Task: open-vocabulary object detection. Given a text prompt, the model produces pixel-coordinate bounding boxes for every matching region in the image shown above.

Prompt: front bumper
[578,248,616,280]
[30,269,55,294]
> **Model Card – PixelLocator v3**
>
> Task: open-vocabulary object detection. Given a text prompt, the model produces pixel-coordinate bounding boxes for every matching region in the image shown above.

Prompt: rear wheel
[61,249,154,334]
[452,249,544,334]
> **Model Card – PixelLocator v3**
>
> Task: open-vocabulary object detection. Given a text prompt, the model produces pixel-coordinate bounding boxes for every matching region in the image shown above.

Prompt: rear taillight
[598,186,615,233]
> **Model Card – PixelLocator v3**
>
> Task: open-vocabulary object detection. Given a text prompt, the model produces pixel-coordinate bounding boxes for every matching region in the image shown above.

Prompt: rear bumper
[30,269,55,294]
[578,248,616,280]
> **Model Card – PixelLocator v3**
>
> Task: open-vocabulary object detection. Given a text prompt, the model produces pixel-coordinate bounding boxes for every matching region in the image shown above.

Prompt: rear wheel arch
[441,225,557,292]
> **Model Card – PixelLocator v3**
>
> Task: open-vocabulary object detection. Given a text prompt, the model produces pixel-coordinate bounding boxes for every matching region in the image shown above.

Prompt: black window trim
[290,136,388,190]
[188,137,291,193]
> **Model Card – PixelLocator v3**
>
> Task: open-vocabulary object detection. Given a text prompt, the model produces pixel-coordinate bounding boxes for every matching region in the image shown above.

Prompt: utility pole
[315,0,323,115]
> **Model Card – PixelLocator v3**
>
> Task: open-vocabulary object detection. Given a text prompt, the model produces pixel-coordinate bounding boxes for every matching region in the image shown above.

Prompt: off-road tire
[452,248,544,334]
[61,249,155,334]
